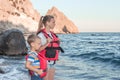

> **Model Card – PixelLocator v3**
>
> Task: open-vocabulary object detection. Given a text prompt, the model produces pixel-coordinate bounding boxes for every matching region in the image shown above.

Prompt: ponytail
[37,15,54,34]
[37,16,44,33]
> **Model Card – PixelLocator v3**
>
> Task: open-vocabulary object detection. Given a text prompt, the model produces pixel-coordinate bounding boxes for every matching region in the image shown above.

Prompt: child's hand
[37,69,43,75]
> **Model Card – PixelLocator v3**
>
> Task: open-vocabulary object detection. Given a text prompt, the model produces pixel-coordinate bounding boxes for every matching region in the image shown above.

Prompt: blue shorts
[31,75,43,80]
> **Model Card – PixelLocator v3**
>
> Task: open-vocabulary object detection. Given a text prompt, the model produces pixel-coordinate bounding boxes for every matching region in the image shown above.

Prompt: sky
[30,0,120,32]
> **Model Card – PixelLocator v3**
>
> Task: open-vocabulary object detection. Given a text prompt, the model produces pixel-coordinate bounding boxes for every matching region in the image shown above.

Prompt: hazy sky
[30,0,120,32]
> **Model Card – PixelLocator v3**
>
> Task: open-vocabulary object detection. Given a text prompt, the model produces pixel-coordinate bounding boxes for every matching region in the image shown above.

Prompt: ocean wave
[69,51,120,66]
[69,52,98,59]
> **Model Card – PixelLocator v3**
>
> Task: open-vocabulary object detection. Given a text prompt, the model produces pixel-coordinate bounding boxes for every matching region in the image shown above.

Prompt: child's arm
[25,60,43,75]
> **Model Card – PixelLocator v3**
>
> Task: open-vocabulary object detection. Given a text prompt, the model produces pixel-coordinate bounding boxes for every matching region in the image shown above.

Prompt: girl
[37,15,63,80]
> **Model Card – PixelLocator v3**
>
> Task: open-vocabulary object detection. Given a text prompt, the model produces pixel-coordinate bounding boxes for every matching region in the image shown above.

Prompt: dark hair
[27,34,40,45]
[37,15,54,32]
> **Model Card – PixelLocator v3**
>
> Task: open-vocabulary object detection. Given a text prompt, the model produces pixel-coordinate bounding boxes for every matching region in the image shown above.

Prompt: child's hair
[37,15,54,32]
[27,34,40,46]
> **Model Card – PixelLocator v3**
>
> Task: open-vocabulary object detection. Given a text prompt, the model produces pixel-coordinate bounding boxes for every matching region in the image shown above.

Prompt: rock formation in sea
[47,7,79,33]
[0,0,79,33]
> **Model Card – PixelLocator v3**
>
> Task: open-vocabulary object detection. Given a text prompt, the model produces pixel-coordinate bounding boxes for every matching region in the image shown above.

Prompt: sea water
[0,32,120,80]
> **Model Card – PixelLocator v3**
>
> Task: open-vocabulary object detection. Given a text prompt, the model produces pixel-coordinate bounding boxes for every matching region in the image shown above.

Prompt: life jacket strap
[45,47,64,53]
[48,60,56,65]
[53,60,56,65]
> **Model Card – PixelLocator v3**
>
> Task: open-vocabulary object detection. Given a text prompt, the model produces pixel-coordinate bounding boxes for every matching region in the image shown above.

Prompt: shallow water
[0,32,120,80]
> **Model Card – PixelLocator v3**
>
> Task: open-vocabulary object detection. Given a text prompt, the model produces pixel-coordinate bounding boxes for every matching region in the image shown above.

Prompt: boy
[25,34,45,80]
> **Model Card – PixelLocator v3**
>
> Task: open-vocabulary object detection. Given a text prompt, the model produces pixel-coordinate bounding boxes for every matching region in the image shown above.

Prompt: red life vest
[37,29,63,61]
[25,53,47,78]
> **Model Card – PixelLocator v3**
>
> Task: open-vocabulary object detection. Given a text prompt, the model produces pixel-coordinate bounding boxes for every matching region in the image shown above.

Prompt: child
[25,34,46,80]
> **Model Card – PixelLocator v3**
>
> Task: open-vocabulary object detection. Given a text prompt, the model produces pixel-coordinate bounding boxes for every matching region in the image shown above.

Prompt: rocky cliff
[47,7,79,33]
[0,0,79,33]
[0,0,40,33]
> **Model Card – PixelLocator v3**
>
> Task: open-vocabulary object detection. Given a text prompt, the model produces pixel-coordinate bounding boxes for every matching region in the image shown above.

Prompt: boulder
[0,29,27,56]
[0,0,40,32]
[47,7,79,33]
[0,0,79,33]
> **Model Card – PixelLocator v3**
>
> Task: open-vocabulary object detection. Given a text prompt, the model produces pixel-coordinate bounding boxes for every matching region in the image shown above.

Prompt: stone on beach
[0,29,27,56]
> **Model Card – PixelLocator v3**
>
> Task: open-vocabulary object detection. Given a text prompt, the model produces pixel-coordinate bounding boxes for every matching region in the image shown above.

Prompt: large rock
[0,29,27,56]
[0,0,40,21]
[0,0,79,33]
[0,0,40,32]
[0,21,28,33]
[47,7,79,33]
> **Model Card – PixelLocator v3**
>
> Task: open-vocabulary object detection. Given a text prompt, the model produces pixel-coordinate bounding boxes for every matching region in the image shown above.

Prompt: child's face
[32,38,41,51]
